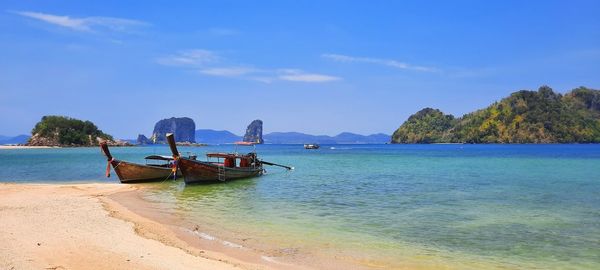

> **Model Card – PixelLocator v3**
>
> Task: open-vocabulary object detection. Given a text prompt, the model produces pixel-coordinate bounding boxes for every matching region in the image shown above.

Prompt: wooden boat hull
[111,160,180,183]
[178,158,263,184]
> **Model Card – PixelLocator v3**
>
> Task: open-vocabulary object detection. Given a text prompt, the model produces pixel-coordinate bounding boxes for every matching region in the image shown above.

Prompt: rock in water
[136,134,153,145]
[151,117,196,143]
[243,120,263,144]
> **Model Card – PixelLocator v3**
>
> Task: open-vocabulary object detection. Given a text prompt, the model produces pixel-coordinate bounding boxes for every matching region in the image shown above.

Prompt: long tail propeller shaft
[260,160,294,170]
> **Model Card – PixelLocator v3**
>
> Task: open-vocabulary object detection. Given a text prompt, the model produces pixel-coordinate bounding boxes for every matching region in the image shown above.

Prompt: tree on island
[392,86,600,144]
[28,115,114,146]
[391,108,456,143]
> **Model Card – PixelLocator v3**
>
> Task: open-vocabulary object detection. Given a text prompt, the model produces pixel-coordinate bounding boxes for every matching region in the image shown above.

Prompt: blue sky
[1,1,599,138]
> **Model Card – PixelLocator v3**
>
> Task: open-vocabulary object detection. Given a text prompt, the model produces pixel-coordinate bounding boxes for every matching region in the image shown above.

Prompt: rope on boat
[105,159,122,178]
[160,170,175,183]
[160,158,179,183]
[105,158,113,178]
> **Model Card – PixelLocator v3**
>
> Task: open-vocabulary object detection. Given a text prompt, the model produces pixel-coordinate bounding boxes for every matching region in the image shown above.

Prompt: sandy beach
[0,183,294,270]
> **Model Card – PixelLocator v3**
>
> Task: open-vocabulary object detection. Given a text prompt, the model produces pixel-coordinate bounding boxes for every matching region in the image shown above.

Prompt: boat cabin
[205,142,259,169]
[206,153,258,168]
[144,155,177,168]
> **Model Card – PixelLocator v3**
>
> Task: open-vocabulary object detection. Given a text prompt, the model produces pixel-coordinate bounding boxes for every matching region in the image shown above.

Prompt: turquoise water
[1,145,599,269]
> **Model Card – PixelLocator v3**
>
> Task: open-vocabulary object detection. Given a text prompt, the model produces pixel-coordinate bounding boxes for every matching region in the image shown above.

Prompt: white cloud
[279,73,340,82]
[158,50,341,83]
[322,53,438,72]
[156,49,219,66]
[199,67,256,76]
[83,16,147,31]
[278,69,341,82]
[12,11,147,32]
[14,11,87,30]
[249,77,275,83]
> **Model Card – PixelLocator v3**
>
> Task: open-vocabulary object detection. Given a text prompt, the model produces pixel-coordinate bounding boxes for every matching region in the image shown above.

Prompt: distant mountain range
[195,130,390,144]
[195,129,242,144]
[1,130,390,145]
[0,134,30,145]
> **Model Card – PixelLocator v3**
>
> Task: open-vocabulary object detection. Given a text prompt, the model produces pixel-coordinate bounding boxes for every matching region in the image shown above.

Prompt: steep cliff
[151,117,196,143]
[243,120,263,144]
[136,134,153,145]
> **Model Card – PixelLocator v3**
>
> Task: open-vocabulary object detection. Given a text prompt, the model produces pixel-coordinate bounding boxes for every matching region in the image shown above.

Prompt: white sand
[0,183,249,270]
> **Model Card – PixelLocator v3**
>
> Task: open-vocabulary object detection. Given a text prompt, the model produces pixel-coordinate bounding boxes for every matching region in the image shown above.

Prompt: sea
[1,144,599,269]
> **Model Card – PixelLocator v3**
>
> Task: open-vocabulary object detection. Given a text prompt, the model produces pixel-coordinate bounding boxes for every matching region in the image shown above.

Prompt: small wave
[184,228,289,266]
[261,256,278,263]
[193,231,216,241]
[222,240,243,248]
[187,229,246,249]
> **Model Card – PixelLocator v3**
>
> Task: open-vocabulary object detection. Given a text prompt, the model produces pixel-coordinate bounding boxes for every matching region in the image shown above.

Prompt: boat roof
[206,152,253,159]
[144,155,175,161]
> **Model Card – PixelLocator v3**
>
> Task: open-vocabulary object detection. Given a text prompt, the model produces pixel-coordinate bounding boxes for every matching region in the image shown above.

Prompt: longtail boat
[304,143,320,149]
[166,133,292,184]
[100,142,180,183]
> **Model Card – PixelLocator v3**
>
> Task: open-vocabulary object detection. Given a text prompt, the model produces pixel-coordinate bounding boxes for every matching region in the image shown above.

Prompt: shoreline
[0,181,583,270]
[0,182,380,270]
[0,182,548,270]
[106,186,312,270]
[0,183,289,270]
[106,185,367,270]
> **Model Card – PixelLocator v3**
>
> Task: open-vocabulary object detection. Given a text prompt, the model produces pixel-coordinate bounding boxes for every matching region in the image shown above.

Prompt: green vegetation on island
[28,115,114,146]
[391,108,456,144]
[392,86,600,143]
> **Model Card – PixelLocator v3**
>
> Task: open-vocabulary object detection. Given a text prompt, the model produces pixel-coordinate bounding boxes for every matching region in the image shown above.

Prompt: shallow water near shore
[1,144,599,269]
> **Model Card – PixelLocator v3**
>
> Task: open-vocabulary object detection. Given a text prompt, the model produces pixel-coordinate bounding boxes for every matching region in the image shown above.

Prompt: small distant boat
[304,144,320,149]
[100,142,181,183]
[167,134,292,184]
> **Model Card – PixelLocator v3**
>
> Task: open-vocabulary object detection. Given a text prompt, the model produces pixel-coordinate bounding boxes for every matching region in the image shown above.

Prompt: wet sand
[106,188,349,270]
[0,183,288,270]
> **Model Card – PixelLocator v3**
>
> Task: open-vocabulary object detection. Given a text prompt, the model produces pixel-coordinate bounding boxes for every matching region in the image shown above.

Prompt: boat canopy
[206,153,252,159]
[144,155,175,161]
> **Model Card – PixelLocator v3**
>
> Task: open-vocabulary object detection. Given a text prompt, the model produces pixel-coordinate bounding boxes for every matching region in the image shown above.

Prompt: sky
[1,1,599,138]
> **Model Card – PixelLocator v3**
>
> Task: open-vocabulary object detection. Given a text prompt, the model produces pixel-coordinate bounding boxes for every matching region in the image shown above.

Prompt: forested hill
[27,115,114,146]
[392,86,600,143]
